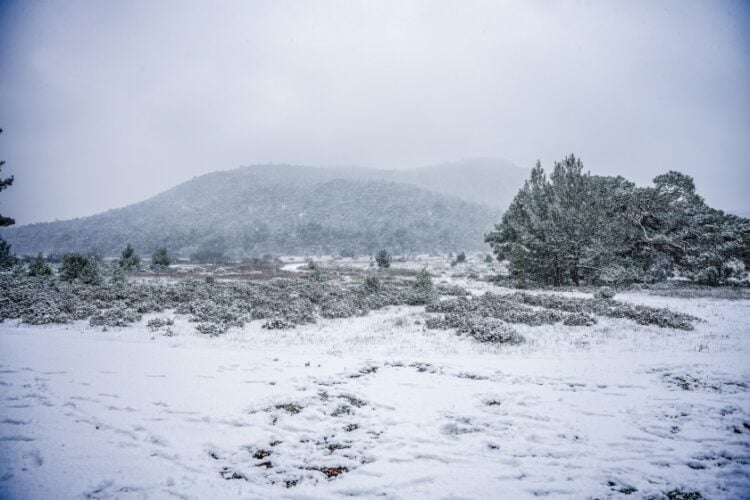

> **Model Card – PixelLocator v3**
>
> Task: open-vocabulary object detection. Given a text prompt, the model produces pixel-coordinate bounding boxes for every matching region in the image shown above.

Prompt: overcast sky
[1,0,748,224]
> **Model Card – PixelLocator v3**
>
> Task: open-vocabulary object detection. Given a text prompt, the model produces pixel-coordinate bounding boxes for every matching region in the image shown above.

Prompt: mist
[1,0,749,224]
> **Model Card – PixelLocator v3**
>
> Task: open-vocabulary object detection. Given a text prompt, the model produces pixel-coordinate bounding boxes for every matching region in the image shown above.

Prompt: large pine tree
[486,155,750,286]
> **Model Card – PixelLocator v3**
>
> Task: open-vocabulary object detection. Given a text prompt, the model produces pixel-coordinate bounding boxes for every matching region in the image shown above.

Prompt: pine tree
[0,128,16,269]
[28,253,53,277]
[119,243,141,271]
[151,247,170,269]
[486,155,750,286]
[375,249,391,269]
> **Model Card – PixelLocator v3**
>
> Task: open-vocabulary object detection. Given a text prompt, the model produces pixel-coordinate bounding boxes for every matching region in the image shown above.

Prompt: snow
[1,292,749,499]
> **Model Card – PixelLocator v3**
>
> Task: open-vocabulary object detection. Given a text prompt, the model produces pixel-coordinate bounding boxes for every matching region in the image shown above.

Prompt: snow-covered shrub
[435,284,468,296]
[308,263,325,282]
[593,287,616,300]
[362,274,380,293]
[375,249,391,269]
[563,313,597,326]
[118,243,141,271]
[425,296,473,314]
[458,317,523,344]
[89,304,142,328]
[187,300,245,329]
[27,253,52,277]
[406,268,435,305]
[262,317,294,330]
[0,239,16,269]
[147,317,174,331]
[195,322,228,336]
[60,253,101,284]
[151,247,170,269]
[22,299,69,324]
[511,292,696,330]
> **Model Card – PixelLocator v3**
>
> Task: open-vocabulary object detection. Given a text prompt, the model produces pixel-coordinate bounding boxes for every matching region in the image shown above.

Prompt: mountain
[1,164,508,258]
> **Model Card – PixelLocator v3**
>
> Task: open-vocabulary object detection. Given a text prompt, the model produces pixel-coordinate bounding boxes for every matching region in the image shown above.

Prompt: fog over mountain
[1,1,749,224]
[0,161,515,257]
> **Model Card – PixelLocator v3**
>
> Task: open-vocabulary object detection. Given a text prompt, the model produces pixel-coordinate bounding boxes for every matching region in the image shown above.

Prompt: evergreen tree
[0,128,16,269]
[151,247,171,269]
[28,253,53,277]
[60,253,101,284]
[375,249,392,269]
[486,155,750,286]
[119,243,141,271]
[407,267,435,304]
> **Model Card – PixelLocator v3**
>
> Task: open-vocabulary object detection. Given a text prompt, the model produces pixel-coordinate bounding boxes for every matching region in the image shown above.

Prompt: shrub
[407,268,435,305]
[460,317,523,344]
[119,243,141,271]
[308,261,325,282]
[28,253,52,277]
[563,313,597,326]
[0,239,15,269]
[147,317,174,330]
[363,274,381,293]
[594,287,616,300]
[454,252,466,265]
[195,322,228,336]
[485,254,494,264]
[375,249,392,269]
[262,317,294,330]
[151,247,170,269]
[60,253,101,284]
[89,304,142,328]
[110,267,126,285]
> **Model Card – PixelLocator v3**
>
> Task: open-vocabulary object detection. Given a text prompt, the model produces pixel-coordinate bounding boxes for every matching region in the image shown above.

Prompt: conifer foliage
[0,128,16,268]
[486,154,750,286]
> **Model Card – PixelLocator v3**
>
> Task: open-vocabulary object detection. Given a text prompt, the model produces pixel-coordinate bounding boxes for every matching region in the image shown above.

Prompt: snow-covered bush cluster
[0,272,425,335]
[89,304,142,328]
[424,289,697,341]
[510,292,697,330]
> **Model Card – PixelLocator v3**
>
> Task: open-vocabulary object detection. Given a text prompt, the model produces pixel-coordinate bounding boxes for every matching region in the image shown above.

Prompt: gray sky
[1,0,749,224]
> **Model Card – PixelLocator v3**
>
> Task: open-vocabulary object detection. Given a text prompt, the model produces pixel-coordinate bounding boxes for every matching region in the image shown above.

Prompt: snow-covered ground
[1,291,749,499]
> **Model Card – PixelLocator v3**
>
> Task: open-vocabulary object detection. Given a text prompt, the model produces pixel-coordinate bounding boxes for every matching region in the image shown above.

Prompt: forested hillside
[1,165,500,258]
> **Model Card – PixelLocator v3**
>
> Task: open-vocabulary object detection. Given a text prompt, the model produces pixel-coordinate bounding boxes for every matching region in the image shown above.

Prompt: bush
[308,261,325,282]
[0,239,15,269]
[28,253,52,277]
[511,292,696,330]
[375,249,391,269]
[563,313,597,326]
[407,268,435,305]
[195,322,228,336]
[594,287,616,300]
[60,253,101,284]
[151,247,170,269]
[362,274,380,293]
[146,317,174,330]
[119,243,141,271]
[460,317,523,344]
[262,317,294,330]
[451,252,467,266]
[89,304,142,328]
[485,254,494,264]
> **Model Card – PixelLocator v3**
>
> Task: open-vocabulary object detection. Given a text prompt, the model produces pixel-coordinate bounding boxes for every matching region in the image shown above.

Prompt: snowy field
[1,272,749,499]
